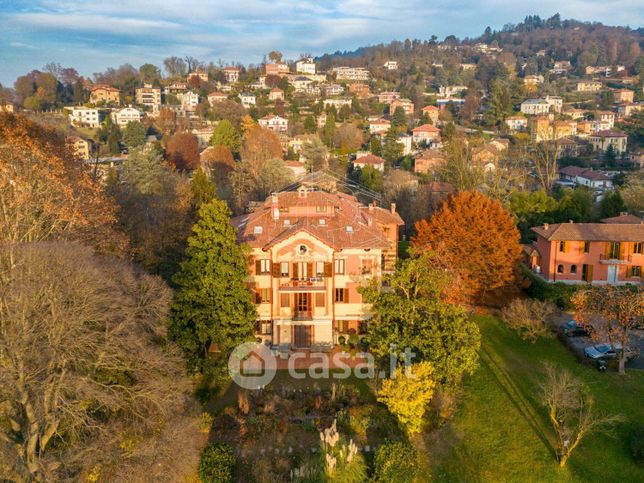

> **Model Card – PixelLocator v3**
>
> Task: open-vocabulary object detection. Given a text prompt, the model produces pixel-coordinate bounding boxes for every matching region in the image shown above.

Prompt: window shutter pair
[324,262,332,277]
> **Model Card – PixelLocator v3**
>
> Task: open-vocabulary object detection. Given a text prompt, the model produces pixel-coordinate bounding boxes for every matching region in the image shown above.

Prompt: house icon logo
[228,341,277,389]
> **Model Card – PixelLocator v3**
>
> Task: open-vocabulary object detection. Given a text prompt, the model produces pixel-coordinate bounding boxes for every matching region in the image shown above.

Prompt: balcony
[293,310,313,321]
[279,277,326,292]
[599,254,632,265]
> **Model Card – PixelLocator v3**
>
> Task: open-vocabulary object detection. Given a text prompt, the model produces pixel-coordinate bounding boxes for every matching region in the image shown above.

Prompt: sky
[0,0,642,86]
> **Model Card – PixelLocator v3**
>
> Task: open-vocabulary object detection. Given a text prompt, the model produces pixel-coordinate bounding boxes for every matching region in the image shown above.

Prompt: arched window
[557,264,564,274]
[570,265,577,274]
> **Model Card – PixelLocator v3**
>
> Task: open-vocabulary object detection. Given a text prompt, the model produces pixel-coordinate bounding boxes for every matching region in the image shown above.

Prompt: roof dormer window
[253,226,263,234]
[346,225,353,233]
[319,219,326,226]
[283,219,291,226]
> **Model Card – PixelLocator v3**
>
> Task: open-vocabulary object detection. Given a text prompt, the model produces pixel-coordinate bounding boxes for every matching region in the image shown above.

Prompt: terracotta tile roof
[591,130,627,138]
[232,190,402,250]
[601,213,643,224]
[354,154,385,166]
[412,124,440,133]
[531,223,644,242]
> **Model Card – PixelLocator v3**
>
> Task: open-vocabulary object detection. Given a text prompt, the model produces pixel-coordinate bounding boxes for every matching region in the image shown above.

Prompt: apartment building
[332,66,370,81]
[530,222,644,285]
[589,130,628,154]
[232,187,403,348]
[135,84,162,109]
[223,67,240,83]
[296,58,316,75]
[110,107,142,127]
[576,81,602,92]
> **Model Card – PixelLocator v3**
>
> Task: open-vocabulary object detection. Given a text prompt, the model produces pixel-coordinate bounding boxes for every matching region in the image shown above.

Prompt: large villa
[232,185,403,350]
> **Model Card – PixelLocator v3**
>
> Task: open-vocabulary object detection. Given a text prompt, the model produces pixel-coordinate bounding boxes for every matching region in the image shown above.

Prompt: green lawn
[432,315,644,482]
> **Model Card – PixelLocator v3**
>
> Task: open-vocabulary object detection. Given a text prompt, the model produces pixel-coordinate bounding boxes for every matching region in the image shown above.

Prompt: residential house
[594,111,615,130]
[266,63,289,77]
[589,130,628,154]
[369,118,390,135]
[323,98,352,109]
[323,84,344,96]
[135,84,162,109]
[69,107,101,128]
[188,70,209,83]
[291,76,313,92]
[378,91,400,104]
[558,166,613,189]
[505,116,528,131]
[559,138,582,157]
[438,85,467,97]
[576,81,602,92]
[332,67,370,81]
[296,58,316,75]
[178,91,199,111]
[390,98,414,115]
[529,222,644,284]
[347,83,370,98]
[614,89,634,104]
[617,103,643,119]
[601,213,643,224]
[523,75,544,87]
[239,92,256,108]
[353,153,386,172]
[231,187,403,347]
[259,114,288,133]
[269,87,284,102]
[563,107,586,120]
[411,124,441,145]
[414,149,445,174]
[551,60,572,74]
[223,67,240,83]
[66,136,92,160]
[208,91,228,105]
[383,60,398,70]
[585,65,625,77]
[111,107,142,127]
[164,82,187,95]
[520,96,562,115]
[90,85,120,105]
[421,105,440,125]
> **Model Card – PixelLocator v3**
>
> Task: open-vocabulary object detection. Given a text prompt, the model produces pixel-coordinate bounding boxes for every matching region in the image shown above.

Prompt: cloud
[1,0,642,85]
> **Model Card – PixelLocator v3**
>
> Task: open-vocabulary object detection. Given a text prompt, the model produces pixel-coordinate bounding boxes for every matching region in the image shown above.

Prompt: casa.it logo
[228,342,277,389]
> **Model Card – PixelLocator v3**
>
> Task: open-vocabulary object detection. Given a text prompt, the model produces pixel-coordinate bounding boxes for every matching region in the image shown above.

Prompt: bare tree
[531,122,565,192]
[501,298,555,342]
[540,364,622,467]
[0,242,195,481]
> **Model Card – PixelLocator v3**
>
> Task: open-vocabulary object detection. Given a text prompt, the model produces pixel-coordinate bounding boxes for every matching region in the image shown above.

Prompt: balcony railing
[279,277,326,291]
[293,310,313,321]
[599,254,632,264]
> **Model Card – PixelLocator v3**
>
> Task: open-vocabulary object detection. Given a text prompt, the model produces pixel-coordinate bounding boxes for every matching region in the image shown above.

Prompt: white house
[505,116,528,131]
[69,107,101,128]
[239,92,256,108]
[111,107,142,127]
[296,58,316,75]
[369,118,391,134]
[332,67,370,81]
[353,153,385,172]
[323,98,352,109]
[178,91,199,111]
[259,114,288,133]
[383,61,398,70]
[323,84,344,96]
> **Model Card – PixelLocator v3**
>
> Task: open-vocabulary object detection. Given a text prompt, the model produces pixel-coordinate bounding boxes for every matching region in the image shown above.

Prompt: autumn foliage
[167,132,200,171]
[412,190,521,304]
[240,124,283,177]
[0,112,127,253]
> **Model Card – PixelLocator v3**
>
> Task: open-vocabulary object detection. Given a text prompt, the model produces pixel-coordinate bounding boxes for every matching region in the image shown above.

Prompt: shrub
[199,443,236,483]
[631,424,644,466]
[373,440,419,483]
[501,298,556,342]
[199,412,214,433]
[338,335,346,345]
[348,333,359,348]
[522,266,585,309]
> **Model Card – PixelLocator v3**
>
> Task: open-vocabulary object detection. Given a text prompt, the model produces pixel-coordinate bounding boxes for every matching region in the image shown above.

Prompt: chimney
[543,223,549,230]
[620,211,628,216]
[368,202,375,212]
[271,193,279,221]
[367,217,373,227]
[390,203,396,214]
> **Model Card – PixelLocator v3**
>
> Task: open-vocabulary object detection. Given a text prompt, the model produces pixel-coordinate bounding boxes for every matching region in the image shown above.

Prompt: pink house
[530,222,644,285]
[232,187,403,348]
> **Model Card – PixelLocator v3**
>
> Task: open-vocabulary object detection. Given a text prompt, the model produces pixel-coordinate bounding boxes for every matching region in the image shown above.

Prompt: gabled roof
[601,213,643,225]
[531,223,644,242]
[412,124,440,134]
[354,154,385,166]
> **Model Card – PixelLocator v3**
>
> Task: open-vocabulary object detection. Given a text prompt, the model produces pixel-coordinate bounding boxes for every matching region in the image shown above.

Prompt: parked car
[562,320,592,337]
[583,343,633,360]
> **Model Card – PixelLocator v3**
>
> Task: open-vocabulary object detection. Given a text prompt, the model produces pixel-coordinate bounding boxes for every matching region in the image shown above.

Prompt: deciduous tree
[412,190,521,303]
[167,132,200,171]
[240,124,283,177]
[210,119,241,155]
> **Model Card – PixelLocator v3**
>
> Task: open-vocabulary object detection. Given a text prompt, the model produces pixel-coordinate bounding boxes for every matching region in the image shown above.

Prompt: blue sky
[1,0,642,86]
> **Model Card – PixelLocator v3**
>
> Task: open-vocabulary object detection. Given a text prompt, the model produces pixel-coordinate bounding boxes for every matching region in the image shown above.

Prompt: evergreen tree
[122,121,146,148]
[382,128,404,163]
[169,200,256,371]
[303,115,317,134]
[598,190,627,219]
[391,106,407,131]
[191,168,217,209]
[321,112,336,147]
[120,145,167,195]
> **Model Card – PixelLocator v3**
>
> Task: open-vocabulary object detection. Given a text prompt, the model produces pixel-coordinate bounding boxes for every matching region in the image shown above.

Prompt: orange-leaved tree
[0,112,128,254]
[412,190,521,304]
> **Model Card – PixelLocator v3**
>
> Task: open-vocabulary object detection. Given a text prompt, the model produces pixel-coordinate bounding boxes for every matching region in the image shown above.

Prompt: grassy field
[432,315,644,482]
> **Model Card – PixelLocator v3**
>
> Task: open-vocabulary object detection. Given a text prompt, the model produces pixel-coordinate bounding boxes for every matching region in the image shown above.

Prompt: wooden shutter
[272,263,280,277]
[587,264,594,282]
[604,243,611,260]
[563,241,569,253]
[619,243,625,260]
[310,325,315,346]
[307,263,313,278]
[324,262,332,277]
[292,263,298,279]
[255,260,261,274]
[626,266,632,278]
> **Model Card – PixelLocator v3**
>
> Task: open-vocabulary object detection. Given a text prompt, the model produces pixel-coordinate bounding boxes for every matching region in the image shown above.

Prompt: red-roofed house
[352,153,386,172]
[259,114,288,133]
[369,118,390,134]
[232,187,404,348]
[421,105,439,125]
[412,124,441,144]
